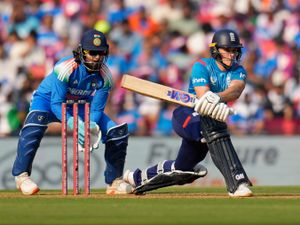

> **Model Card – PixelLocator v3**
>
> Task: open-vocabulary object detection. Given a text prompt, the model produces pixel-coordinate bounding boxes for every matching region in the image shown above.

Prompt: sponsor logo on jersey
[73,80,78,85]
[167,90,196,104]
[192,78,206,83]
[240,72,246,79]
[68,87,93,96]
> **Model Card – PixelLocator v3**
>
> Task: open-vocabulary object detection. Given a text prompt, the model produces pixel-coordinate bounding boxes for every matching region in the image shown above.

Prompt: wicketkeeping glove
[67,117,102,152]
[88,123,102,152]
[194,91,221,116]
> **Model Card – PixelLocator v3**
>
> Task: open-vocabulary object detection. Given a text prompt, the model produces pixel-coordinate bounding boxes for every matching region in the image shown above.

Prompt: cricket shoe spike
[106,178,134,195]
[15,172,40,195]
[228,183,253,197]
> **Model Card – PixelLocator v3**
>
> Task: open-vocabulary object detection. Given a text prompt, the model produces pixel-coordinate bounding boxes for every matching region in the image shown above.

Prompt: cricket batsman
[124,29,253,197]
[12,29,133,195]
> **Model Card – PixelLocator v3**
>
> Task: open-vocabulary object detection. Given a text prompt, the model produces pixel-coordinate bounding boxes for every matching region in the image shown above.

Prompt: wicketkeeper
[12,29,133,195]
[123,29,253,197]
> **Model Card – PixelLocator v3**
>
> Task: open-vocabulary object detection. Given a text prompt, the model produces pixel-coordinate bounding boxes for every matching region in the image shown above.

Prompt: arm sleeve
[49,57,78,121]
[50,78,69,121]
[89,87,110,123]
[231,66,247,82]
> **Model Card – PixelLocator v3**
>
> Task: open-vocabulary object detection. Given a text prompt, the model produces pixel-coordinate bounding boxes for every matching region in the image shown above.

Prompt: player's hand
[67,117,101,152]
[78,121,101,152]
[194,91,221,116]
[67,117,86,148]
[210,102,236,122]
[89,124,102,151]
[77,129,101,152]
[67,117,76,130]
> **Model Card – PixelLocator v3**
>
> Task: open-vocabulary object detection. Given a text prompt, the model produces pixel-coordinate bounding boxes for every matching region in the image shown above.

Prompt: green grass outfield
[1,186,300,225]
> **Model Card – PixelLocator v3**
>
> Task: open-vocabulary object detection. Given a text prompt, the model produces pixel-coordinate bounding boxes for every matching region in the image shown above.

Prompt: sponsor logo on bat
[167,90,196,103]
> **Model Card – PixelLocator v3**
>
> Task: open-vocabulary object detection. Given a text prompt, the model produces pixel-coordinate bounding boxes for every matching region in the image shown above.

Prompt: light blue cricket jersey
[32,55,113,122]
[188,58,247,95]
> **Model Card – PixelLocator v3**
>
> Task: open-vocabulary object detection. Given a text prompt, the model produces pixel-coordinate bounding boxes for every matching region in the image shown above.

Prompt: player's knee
[17,111,49,163]
[20,111,49,137]
[23,111,49,127]
[104,123,129,164]
[106,123,129,144]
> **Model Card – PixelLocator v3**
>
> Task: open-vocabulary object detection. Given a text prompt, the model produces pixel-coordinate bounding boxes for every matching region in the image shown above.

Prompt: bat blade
[121,74,197,108]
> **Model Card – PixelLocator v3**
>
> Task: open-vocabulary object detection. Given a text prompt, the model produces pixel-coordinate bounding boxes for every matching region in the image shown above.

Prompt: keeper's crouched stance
[12,29,133,195]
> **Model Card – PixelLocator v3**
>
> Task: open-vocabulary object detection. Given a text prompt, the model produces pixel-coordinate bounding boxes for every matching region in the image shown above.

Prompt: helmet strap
[212,47,239,70]
[218,60,232,70]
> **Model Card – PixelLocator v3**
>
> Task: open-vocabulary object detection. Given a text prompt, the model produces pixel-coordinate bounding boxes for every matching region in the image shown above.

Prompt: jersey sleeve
[191,61,210,87]
[90,64,113,123]
[50,57,77,121]
[231,66,247,82]
[50,78,68,121]
[90,88,110,123]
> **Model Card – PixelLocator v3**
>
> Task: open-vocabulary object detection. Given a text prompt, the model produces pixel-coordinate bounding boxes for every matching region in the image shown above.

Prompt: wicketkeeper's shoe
[123,170,136,187]
[228,183,253,197]
[15,172,40,195]
[106,178,134,195]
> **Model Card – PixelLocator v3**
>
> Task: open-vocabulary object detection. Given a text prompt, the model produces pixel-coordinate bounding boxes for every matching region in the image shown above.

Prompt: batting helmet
[209,29,243,68]
[74,29,109,71]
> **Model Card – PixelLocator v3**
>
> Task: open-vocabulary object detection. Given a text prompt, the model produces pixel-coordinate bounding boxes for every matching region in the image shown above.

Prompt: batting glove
[210,102,236,122]
[194,91,221,116]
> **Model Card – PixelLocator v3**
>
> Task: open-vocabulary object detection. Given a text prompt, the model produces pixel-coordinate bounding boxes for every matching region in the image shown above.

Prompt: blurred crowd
[0,0,300,137]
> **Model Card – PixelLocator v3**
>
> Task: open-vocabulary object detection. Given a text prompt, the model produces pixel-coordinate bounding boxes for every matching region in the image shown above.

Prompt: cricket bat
[121,74,197,108]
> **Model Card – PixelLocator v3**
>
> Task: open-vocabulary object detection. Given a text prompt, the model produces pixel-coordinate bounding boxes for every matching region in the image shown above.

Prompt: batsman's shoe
[106,178,134,195]
[15,172,40,195]
[228,183,253,197]
[123,170,136,187]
